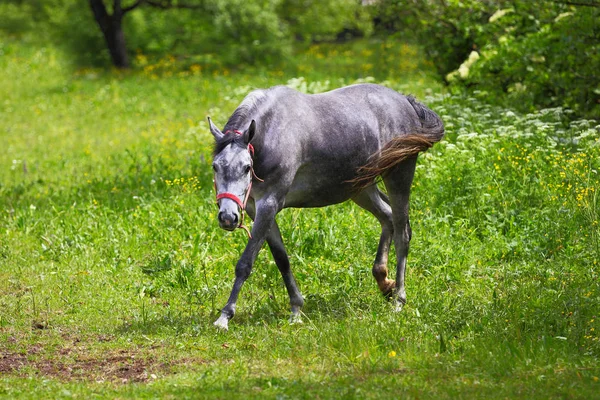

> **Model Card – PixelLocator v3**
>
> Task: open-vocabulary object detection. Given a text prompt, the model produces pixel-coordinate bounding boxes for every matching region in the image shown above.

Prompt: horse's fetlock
[221,304,236,319]
[291,295,304,309]
[395,289,407,305]
[372,264,389,281]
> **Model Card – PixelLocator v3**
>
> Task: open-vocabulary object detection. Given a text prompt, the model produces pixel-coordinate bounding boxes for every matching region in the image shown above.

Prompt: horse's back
[255,84,431,169]
[264,84,423,140]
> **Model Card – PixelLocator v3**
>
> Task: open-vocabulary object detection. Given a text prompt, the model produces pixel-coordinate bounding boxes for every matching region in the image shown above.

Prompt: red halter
[214,130,263,238]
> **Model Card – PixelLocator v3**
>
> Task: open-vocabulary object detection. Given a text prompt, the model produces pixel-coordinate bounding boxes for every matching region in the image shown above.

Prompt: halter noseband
[214,129,263,238]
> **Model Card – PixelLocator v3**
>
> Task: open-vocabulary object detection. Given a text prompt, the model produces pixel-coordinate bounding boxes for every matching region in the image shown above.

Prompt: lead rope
[215,130,264,238]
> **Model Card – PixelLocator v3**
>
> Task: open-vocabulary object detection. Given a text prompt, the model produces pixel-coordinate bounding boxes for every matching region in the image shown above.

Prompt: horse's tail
[351,96,444,189]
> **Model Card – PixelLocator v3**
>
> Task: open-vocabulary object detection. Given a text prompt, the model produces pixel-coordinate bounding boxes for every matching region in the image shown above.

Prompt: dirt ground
[0,334,206,384]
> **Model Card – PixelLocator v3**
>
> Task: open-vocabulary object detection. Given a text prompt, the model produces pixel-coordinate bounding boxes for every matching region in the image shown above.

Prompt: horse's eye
[244,165,251,174]
[212,164,218,172]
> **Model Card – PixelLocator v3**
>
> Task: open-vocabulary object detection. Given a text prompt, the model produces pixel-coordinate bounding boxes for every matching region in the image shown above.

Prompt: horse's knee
[275,257,291,274]
[235,262,252,280]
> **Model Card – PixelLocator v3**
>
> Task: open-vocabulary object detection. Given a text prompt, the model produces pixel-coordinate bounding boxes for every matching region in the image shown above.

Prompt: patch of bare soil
[0,338,206,384]
[0,352,28,374]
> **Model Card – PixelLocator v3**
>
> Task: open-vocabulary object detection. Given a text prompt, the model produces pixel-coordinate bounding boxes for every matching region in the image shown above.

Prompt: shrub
[370,0,600,118]
[460,7,600,119]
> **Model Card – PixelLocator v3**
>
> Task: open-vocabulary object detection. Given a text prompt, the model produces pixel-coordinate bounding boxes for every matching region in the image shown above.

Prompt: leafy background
[0,0,599,398]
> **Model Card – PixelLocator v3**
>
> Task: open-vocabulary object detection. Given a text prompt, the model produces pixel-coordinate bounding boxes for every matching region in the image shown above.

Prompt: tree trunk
[89,0,130,68]
[106,18,129,68]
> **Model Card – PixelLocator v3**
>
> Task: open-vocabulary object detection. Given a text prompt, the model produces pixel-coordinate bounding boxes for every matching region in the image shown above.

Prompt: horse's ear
[244,120,256,144]
[207,117,224,140]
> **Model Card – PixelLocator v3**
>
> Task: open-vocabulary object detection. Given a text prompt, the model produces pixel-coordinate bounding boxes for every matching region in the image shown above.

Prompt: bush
[459,7,600,119]
[278,0,372,42]
[370,0,600,119]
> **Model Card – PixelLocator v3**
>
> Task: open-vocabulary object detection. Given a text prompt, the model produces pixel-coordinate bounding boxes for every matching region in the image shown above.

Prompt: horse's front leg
[265,220,304,323]
[213,197,279,330]
[241,201,304,323]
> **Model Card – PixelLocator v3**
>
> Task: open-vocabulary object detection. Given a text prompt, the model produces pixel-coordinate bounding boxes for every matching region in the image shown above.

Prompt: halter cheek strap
[214,130,263,238]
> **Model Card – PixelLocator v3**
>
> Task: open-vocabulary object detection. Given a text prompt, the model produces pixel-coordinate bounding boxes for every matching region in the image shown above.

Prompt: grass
[1,37,599,398]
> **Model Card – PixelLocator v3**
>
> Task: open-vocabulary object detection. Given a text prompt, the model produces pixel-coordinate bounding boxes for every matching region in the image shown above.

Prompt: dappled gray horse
[209,84,444,330]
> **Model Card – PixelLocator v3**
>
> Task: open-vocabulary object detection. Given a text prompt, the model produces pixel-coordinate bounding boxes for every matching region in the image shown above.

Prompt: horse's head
[209,117,256,231]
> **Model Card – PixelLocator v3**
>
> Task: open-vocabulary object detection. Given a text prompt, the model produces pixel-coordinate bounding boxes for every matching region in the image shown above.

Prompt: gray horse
[209,83,444,330]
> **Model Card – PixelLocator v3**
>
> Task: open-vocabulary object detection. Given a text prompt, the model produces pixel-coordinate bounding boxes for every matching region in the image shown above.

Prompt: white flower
[555,12,573,22]
[489,8,514,23]
[455,51,480,79]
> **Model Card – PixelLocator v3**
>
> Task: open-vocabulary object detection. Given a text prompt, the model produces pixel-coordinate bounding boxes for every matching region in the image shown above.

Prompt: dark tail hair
[350,96,444,189]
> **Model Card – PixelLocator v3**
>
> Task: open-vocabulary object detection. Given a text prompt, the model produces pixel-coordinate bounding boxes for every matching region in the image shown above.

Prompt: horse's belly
[279,140,375,208]
[283,173,355,208]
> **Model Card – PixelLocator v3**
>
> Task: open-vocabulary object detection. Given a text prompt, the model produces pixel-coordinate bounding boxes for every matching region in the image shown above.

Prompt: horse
[209,83,444,330]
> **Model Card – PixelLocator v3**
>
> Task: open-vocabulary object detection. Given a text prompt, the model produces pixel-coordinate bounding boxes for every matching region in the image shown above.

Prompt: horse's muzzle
[218,210,239,231]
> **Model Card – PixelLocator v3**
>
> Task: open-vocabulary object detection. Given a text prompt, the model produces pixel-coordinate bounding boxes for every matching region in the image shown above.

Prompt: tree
[88,0,202,68]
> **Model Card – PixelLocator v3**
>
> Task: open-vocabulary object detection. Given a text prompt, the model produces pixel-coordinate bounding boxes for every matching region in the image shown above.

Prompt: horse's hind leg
[382,156,418,312]
[266,220,304,323]
[352,185,395,296]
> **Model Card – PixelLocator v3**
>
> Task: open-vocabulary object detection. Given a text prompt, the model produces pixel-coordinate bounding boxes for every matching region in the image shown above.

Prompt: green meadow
[1,38,599,399]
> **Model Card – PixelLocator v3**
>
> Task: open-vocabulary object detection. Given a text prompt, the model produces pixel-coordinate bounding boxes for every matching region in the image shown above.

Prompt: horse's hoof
[289,313,303,325]
[393,299,406,313]
[380,279,396,299]
[213,315,229,330]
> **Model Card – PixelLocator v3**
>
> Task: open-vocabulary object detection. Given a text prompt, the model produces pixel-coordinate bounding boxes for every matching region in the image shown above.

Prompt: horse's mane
[213,89,269,156]
[225,89,268,132]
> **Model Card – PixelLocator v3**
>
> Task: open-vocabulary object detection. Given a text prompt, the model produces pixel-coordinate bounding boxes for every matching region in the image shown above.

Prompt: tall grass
[0,38,598,398]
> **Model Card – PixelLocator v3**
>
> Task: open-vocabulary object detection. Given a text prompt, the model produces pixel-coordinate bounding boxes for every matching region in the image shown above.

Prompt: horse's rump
[350,96,444,188]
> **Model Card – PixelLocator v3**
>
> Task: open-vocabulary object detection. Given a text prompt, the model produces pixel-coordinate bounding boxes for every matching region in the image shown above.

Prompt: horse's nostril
[218,211,239,227]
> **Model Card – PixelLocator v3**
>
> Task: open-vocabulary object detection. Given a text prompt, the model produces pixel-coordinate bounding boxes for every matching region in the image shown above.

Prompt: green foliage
[0,1,46,37]
[209,0,291,65]
[1,39,599,397]
[2,0,598,117]
[121,2,291,67]
[370,0,494,76]
[279,0,372,42]
[462,7,600,119]
[0,0,375,69]
[370,0,599,118]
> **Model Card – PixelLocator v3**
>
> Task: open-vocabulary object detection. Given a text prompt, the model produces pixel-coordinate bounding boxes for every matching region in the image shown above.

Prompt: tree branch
[122,0,144,13]
[145,0,204,9]
[551,0,600,7]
